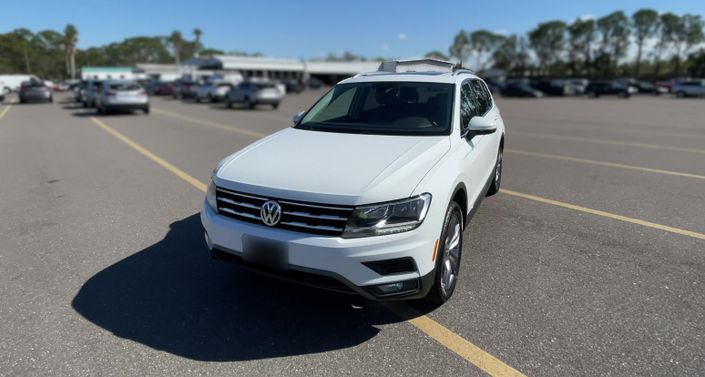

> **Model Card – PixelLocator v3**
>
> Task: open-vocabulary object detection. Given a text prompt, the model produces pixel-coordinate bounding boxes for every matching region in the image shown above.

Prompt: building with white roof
[182,55,381,84]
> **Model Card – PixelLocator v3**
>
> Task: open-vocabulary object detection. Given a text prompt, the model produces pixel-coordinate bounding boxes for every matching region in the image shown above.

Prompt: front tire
[426,202,464,305]
[245,97,255,109]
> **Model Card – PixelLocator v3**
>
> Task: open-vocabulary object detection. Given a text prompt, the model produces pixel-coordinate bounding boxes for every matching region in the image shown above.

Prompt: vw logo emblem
[260,200,282,226]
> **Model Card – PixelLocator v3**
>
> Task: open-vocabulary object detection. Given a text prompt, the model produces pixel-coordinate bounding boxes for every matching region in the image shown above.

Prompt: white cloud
[494,29,509,36]
[382,43,390,51]
[577,14,594,21]
[397,33,407,41]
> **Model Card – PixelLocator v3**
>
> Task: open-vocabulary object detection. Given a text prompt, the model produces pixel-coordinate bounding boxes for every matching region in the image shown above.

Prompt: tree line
[0,26,252,80]
[438,9,705,79]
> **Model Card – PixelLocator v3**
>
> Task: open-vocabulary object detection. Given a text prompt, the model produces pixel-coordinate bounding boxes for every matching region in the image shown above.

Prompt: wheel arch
[450,182,468,225]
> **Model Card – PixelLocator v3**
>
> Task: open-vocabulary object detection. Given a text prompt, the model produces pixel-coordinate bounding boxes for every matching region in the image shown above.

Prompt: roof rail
[452,68,475,76]
[378,59,458,73]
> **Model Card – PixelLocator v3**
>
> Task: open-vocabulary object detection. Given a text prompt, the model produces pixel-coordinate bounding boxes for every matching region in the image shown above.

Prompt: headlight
[206,179,218,211]
[342,193,431,238]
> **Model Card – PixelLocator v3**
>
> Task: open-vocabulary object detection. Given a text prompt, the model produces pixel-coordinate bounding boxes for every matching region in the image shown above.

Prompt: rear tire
[676,91,686,98]
[245,97,255,109]
[272,103,279,110]
[485,145,503,196]
[425,202,464,305]
[143,106,150,114]
[225,100,232,108]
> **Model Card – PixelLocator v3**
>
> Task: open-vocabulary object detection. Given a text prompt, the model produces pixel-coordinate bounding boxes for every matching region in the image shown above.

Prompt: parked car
[53,82,71,92]
[172,80,196,99]
[532,80,574,96]
[285,79,304,94]
[149,81,176,96]
[195,81,233,102]
[202,60,505,304]
[225,81,284,109]
[585,81,630,98]
[95,80,149,114]
[500,83,543,97]
[75,81,88,103]
[19,80,53,103]
[82,80,104,107]
[622,80,665,95]
[672,80,705,97]
[567,79,589,95]
[307,77,324,89]
[655,79,678,93]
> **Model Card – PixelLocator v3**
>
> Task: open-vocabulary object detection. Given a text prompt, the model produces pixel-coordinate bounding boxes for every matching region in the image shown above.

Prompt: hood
[215,128,450,206]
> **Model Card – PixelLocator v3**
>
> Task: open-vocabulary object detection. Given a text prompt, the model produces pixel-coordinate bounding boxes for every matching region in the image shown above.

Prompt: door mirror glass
[293,111,305,124]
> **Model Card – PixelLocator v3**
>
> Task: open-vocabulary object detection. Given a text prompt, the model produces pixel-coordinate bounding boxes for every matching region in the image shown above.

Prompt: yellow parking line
[0,105,11,121]
[500,189,705,241]
[90,117,207,192]
[89,116,526,377]
[391,305,526,377]
[506,149,705,181]
[151,107,267,138]
[511,130,705,155]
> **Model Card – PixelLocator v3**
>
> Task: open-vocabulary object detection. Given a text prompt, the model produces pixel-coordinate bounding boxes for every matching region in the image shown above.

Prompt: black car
[307,77,323,89]
[585,82,630,98]
[172,80,197,99]
[532,80,572,96]
[285,79,304,94]
[500,83,543,98]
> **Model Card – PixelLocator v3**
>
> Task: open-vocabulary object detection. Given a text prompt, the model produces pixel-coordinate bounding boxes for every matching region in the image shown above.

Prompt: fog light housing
[366,278,419,297]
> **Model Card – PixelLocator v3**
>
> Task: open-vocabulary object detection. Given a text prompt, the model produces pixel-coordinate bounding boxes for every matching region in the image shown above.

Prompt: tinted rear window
[109,83,141,91]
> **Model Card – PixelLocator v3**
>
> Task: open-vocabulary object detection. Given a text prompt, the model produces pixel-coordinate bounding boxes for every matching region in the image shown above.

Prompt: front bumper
[200,202,437,300]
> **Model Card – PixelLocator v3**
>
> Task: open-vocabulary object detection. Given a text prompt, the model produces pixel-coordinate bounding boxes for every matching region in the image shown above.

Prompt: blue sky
[1,0,703,59]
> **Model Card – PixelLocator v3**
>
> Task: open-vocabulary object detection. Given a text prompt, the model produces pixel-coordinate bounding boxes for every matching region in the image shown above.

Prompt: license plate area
[242,235,289,270]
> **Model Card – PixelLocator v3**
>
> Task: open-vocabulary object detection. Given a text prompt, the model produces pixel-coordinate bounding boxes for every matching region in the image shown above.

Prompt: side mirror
[463,116,497,138]
[293,111,305,124]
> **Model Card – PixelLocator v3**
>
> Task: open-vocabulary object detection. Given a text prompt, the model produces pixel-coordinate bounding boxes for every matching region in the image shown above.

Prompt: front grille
[215,187,353,236]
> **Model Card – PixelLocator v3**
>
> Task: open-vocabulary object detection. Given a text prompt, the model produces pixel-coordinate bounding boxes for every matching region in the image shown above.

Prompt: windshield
[296,82,453,136]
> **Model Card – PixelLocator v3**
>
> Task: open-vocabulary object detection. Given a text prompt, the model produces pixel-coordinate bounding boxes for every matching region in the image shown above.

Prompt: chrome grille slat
[283,211,348,222]
[279,200,351,211]
[280,221,344,232]
[218,197,261,210]
[215,186,353,236]
[219,207,260,220]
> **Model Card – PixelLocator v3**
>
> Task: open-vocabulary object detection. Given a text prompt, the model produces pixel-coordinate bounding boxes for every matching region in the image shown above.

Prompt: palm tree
[193,28,203,57]
[64,24,78,79]
[168,31,183,65]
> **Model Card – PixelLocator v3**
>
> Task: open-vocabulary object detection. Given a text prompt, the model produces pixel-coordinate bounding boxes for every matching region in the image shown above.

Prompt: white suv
[201,60,505,304]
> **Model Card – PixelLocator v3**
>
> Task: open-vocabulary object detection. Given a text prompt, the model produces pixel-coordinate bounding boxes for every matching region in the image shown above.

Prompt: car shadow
[72,214,405,361]
[209,104,276,112]
[70,111,146,117]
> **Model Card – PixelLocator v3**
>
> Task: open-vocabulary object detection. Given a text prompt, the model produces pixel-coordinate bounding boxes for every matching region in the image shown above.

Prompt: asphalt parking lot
[0,91,704,376]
